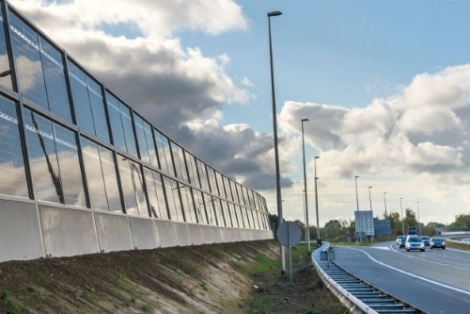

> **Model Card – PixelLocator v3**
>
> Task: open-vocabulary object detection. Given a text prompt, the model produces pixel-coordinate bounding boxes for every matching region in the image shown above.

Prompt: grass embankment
[446,241,470,251]
[249,243,349,314]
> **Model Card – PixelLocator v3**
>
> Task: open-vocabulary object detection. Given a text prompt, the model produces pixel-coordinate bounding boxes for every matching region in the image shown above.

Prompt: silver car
[405,235,425,252]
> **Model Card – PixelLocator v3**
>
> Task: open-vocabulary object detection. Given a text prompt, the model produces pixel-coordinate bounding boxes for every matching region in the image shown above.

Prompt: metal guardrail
[312,243,427,314]
[312,243,378,314]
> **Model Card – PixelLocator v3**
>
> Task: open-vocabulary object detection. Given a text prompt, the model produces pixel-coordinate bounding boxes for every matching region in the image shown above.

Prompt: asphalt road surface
[332,242,470,314]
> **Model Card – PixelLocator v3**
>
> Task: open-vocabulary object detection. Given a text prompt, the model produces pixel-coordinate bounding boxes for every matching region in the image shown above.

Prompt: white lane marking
[342,247,470,296]
[372,246,392,250]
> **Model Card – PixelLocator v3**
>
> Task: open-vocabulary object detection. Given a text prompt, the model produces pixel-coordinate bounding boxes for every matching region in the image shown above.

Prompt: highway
[332,242,470,314]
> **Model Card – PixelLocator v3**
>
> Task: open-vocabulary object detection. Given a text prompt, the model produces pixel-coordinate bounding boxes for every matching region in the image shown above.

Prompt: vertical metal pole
[301,119,310,252]
[417,201,420,236]
[314,157,320,244]
[267,11,285,276]
[383,192,387,216]
[355,176,360,242]
[400,197,405,235]
[368,186,373,211]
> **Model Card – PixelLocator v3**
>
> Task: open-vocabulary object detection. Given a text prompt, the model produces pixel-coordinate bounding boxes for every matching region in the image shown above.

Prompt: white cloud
[274,65,470,225]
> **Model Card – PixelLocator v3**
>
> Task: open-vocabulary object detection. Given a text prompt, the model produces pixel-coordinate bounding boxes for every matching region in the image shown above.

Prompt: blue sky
[179,0,470,132]
[12,0,470,226]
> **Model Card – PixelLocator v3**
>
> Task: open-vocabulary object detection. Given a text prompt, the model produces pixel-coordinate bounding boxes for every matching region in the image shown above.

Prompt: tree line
[269,211,470,243]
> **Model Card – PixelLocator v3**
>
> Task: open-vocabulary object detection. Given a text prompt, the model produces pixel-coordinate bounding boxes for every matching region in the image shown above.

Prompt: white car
[405,235,425,252]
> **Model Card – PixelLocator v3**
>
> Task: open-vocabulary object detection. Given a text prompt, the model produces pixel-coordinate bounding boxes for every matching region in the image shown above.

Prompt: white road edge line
[342,247,470,296]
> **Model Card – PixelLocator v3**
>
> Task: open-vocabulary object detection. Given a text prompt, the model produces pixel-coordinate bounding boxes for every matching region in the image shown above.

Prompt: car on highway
[398,236,406,248]
[405,235,425,252]
[396,235,405,245]
[420,236,430,246]
[430,237,446,249]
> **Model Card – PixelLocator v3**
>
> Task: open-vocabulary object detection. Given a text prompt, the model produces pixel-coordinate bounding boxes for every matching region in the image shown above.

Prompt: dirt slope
[0,240,343,314]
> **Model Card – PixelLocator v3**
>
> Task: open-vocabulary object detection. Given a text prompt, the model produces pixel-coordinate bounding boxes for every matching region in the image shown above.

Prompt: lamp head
[369,186,372,189]
[315,156,319,159]
[355,175,359,179]
[268,11,282,17]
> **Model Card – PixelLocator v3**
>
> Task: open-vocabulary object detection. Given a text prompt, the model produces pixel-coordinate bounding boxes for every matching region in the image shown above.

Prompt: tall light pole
[301,118,310,252]
[355,176,360,241]
[267,10,285,276]
[417,201,420,236]
[383,192,387,217]
[368,186,373,211]
[314,156,320,244]
[400,197,405,235]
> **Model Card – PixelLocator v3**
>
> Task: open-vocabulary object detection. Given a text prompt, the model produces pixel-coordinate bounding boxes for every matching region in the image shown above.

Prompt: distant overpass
[435,227,470,236]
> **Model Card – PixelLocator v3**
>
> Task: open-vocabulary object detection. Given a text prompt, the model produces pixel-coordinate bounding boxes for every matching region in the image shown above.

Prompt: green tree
[450,213,470,227]
[385,211,400,230]
[404,208,418,229]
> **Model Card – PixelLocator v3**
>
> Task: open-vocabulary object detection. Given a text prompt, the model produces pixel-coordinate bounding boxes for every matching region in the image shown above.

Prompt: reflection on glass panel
[10,13,48,110]
[39,37,71,122]
[105,92,126,152]
[207,167,218,195]
[0,7,12,90]
[171,142,188,182]
[152,171,168,219]
[231,205,240,228]
[243,187,251,208]
[154,130,173,175]
[0,97,28,197]
[144,168,169,220]
[224,202,234,227]
[99,146,122,212]
[197,160,209,192]
[185,151,199,188]
[193,191,207,224]
[24,109,62,203]
[132,161,148,216]
[162,176,183,222]
[119,103,137,157]
[230,180,239,203]
[238,206,245,228]
[236,184,245,205]
[203,193,216,226]
[68,60,94,134]
[212,198,223,226]
[117,156,138,215]
[179,184,195,223]
[87,78,110,143]
[245,208,252,228]
[144,123,158,167]
[80,138,108,210]
[220,201,229,227]
[215,172,226,198]
[54,124,85,206]
[254,211,260,229]
[223,176,232,201]
[134,115,149,163]
[144,168,158,217]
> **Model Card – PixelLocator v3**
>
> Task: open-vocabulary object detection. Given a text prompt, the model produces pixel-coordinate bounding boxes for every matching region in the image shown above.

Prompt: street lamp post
[417,201,420,236]
[355,176,360,242]
[267,10,285,276]
[400,197,405,235]
[368,186,373,211]
[383,192,387,217]
[314,156,320,244]
[301,118,310,252]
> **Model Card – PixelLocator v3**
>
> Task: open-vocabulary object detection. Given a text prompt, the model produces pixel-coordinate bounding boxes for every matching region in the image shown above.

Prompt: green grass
[1,290,10,301]
[446,241,470,251]
[250,254,278,273]
[199,282,208,291]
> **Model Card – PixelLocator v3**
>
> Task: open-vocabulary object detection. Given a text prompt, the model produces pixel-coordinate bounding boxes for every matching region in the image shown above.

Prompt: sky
[10,0,470,226]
